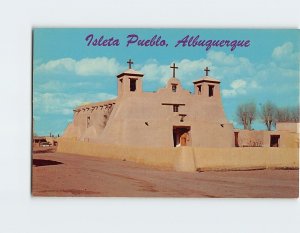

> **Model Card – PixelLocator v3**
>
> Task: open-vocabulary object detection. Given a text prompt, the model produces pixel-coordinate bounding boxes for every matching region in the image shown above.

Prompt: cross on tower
[127,59,133,69]
[204,66,210,76]
[170,63,178,78]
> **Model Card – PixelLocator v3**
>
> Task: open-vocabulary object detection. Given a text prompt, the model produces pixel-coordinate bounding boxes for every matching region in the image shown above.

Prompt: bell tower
[193,66,221,100]
[116,59,144,97]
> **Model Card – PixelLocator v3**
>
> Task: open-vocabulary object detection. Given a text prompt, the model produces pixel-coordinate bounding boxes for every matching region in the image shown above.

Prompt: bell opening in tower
[209,85,214,97]
[130,79,136,92]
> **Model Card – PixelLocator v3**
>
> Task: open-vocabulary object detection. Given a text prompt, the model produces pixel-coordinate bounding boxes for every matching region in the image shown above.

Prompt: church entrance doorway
[173,126,191,147]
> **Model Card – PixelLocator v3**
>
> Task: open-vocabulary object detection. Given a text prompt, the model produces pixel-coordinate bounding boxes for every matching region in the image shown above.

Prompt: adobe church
[63,59,235,147]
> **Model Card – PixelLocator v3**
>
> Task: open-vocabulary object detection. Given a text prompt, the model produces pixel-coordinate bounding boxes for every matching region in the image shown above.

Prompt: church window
[172,84,177,92]
[87,116,91,128]
[209,85,214,97]
[197,85,202,95]
[173,105,179,112]
[130,79,136,91]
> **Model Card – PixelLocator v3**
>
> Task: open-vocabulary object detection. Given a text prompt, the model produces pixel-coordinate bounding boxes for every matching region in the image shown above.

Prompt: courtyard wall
[57,138,299,172]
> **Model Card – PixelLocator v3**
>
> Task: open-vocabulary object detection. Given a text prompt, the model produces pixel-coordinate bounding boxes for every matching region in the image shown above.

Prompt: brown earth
[31,152,299,198]
[32,146,57,154]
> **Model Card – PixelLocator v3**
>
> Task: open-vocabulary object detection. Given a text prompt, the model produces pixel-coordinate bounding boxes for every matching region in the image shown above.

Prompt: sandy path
[32,152,299,197]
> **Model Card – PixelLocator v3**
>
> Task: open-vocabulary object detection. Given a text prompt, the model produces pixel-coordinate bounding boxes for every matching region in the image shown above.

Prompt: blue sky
[33,29,299,136]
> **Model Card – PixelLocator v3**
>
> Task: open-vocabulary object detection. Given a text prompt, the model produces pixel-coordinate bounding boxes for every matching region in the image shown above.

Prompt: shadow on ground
[33,159,63,167]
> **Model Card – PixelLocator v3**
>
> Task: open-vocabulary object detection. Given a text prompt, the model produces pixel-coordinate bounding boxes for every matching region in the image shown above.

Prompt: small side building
[234,122,299,148]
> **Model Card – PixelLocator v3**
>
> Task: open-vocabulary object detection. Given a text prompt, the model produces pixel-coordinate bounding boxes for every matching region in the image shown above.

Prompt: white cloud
[222,78,263,98]
[222,79,247,97]
[272,42,294,59]
[75,57,121,76]
[271,42,300,68]
[230,79,246,89]
[34,42,297,102]
[140,62,169,82]
[94,93,117,101]
[140,58,212,85]
[222,89,237,97]
[35,52,255,88]
[37,58,75,72]
[36,57,124,76]
[33,92,116,116]
[36,81,66,92]
[207,51,255,79]
[36,80,103,93]
[136,51,257,93]
[207,51,237,66]
[249,80,261,89]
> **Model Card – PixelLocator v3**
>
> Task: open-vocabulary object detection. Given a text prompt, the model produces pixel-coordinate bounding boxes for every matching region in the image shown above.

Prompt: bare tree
[290,106,299,122]
[275,107,291,123]
[260,101,276,131]
[274,105,299,127]
[237,105,247,129]
[247,102,256,128]
[236,102,257,130]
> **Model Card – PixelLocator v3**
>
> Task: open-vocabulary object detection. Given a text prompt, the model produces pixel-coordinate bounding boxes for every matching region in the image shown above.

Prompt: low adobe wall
[57,138,179,170]
[234,129,299,148]
[57,138,299,172]
[193,147,298,171]
[277,122,299,133]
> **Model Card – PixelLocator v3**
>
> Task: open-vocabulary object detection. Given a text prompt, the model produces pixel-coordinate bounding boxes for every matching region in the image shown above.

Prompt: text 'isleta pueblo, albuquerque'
[85,34,251,51]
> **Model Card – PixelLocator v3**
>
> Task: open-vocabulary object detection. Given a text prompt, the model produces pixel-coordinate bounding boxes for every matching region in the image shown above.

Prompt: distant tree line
[49,132,60,137]
[236,101,299,131]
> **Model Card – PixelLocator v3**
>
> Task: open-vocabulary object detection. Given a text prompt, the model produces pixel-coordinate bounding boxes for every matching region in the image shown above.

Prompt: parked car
[40,141,52,147]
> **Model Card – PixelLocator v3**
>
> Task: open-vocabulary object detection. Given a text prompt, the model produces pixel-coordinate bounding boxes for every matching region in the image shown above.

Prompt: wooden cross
[170,63,178,78]
[204,66,210,76]
[127,59,133,69]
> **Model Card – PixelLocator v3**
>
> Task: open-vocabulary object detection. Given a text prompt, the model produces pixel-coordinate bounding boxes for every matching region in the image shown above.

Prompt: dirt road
[32,152,299,197]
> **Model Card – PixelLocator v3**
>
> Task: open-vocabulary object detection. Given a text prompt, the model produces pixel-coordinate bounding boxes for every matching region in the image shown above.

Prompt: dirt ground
[31,152,299,198]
